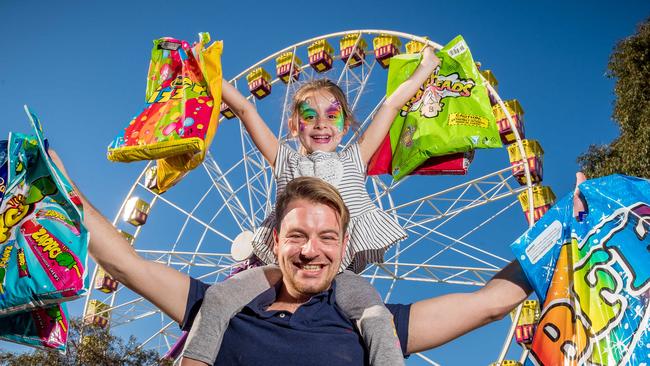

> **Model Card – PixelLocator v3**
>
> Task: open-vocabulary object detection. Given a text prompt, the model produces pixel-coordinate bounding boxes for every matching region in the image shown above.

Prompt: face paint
[325,100,345,132]
[297,100,345,132]
[298,102,317,132]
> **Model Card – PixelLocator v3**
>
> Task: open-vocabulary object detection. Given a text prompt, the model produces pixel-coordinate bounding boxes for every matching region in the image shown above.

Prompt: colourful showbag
[367,35,501,180]
[107,33,223,193]
[511,175,650,366]
[0,107,89,316]
[0,303,69,352]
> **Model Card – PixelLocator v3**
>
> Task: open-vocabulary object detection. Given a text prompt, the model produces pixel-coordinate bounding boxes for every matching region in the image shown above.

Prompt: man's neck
[266,282,328,313]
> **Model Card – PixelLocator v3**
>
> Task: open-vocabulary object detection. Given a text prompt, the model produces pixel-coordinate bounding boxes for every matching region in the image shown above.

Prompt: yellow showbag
[108,33,222,193]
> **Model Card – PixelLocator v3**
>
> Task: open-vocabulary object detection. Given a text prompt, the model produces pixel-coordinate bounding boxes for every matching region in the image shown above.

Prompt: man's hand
[573,172,587,219]
[406,173,588,353]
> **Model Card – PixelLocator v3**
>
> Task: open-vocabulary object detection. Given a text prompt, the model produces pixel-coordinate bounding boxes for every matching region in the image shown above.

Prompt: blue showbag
[511,175,649,366]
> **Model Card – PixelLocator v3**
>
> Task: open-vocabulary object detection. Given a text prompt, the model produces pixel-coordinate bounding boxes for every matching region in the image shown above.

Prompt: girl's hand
[420,46,440,70]
[359,45,440,163]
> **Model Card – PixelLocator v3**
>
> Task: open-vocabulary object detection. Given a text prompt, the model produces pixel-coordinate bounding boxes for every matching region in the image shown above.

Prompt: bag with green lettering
[0,303,69,352]
[369,35,501,181]
[0,107,89,316]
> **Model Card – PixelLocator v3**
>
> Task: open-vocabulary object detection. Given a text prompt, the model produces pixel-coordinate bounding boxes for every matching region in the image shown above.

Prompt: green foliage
[577,17,650,178]
[0,319,173,366]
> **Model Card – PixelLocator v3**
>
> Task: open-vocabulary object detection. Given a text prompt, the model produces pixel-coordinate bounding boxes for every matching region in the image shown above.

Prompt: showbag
[0,107,89,316]
[511,175,650,365]
[0,303,69,352]
[107,33,223,193]
[368,35,500,180]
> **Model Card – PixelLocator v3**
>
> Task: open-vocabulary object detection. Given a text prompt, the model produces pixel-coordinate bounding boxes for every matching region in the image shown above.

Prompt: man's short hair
[275,177,350,234]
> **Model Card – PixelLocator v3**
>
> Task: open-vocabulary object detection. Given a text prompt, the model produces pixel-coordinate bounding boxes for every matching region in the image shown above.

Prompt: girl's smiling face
[292,90,348,154]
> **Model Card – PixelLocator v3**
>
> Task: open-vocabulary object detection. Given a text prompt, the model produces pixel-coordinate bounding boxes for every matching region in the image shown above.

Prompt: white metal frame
[83,30,538,364]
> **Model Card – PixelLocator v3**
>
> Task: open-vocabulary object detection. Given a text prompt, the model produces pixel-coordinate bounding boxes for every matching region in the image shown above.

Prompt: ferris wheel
[82,30,553,365]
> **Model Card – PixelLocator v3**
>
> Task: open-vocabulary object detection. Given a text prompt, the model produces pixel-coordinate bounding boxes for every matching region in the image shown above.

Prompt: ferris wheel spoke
[167,179,219,261]
[278,46,300,137]
[202,152,255,231]
[345,87,387,150]
[363,262,498,286]
[135,250,236,268]
[138,320,178,351]
[389,187,516,266]
[414,352,442,366]
[145,189,233,242]
[385,170,526,235]
[383,224,502,270]
[239,121,258,225]
[413,224,503,267]
[350,60,377,112]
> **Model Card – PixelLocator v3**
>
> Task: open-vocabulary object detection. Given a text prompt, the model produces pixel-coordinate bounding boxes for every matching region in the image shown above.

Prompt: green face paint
[297,100,345,132]
[298,102,318,132]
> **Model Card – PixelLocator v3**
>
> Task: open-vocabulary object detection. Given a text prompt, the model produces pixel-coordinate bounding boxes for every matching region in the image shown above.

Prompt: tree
[577,17,650,178]
[0,319,173,366]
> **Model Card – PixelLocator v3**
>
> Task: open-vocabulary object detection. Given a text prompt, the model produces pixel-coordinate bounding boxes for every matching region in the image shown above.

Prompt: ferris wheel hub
[231,230,255,261]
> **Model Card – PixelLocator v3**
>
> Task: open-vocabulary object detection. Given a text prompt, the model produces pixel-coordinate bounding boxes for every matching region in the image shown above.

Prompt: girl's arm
[221,80,279,167]
[49,151,191,324]
[358,46,440,164]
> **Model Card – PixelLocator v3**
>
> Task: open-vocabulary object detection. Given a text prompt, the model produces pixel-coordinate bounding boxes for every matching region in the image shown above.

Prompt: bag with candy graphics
[511,175,650,365]
[107,33,223,193]
[0,303,69,352]
[368,36,500,181]
[0,107,89,316]
[0,140,8,206]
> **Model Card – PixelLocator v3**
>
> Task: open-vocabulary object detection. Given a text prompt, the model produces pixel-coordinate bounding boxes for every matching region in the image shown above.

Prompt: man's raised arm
[406,173,588,354]
[49,150,190,324]
[406,260,531,353]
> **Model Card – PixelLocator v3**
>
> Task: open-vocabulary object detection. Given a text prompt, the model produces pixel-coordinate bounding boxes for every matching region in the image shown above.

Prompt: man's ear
[273,227,280,257]
[341,232,349,255]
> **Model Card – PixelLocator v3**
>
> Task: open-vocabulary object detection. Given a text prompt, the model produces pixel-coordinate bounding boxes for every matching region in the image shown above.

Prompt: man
[50,152,583,363]
[178,176,530,365]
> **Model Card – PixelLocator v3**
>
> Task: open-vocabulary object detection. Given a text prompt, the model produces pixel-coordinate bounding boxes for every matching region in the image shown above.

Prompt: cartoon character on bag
[404,67,477,119]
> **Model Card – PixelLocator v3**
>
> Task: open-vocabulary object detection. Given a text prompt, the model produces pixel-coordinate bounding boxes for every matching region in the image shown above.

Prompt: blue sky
[1,0,649,364]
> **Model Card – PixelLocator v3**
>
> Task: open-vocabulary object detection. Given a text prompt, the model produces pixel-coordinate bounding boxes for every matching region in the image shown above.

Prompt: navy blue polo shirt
[182,277,411,365]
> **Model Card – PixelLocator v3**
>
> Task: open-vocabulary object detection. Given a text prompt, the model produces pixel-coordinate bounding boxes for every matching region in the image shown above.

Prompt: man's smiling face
[273,198,347,301]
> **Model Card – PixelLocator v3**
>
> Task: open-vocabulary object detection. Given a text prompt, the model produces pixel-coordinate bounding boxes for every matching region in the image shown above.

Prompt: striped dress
[251,143,407,273]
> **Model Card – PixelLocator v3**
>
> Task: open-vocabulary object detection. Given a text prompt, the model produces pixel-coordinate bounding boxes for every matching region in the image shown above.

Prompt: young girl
[181,46,440,366]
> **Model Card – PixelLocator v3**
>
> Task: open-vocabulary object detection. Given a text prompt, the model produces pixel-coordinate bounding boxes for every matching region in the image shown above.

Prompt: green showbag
[387,35,501,180]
